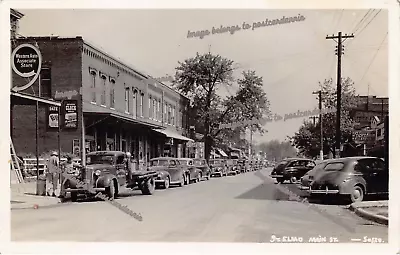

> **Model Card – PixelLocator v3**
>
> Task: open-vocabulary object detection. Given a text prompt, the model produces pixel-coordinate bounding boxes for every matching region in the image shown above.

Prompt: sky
[17,8,388,144]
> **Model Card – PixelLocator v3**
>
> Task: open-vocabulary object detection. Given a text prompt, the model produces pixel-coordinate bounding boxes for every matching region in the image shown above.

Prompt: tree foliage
[258,140,297,162]
[174,53,270,161]
[289,77,357,158]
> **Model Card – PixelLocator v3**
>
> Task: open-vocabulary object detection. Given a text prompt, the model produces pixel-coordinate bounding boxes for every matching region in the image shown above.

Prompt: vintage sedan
[209,159,228,177]
[193,158,211,180]
[237,159,247,173]
[149,157,186,188]
[308,157,388,203]
[177,158,202,184]
[298,160,331,190]
[270,158,316,184]
[226,159,237,175]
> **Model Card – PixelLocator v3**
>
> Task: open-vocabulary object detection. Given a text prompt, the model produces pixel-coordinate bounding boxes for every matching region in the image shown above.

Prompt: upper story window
[157,100,160,122]
[153,98,157,121]
[168,105,172,125]
[40,66,52,98]
[110,77,116,109]
[149,96,153,119]
[140,93,144,117]
[172,106,175,126]
[100,72,107,106]
[89,68,97,103]
[132,88,138,117]
[164,102,168,124]
[125,87,130,113]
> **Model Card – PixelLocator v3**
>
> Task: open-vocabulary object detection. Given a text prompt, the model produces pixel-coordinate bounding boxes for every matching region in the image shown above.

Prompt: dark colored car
[237,159,247,173]
[193,158,211,180]
[62,151,158,202]
[270,158,316,184]
[308,157,388,203]
[149,157,186,188]
[178,158,203,184]
[226,159,237,175]
[298,160,331,190]
[209,159,228,177]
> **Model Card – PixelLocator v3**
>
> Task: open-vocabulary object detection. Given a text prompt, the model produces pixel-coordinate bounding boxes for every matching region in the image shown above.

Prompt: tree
[289,77,357,158]
[174,53,270,162]
[258,140,297,162]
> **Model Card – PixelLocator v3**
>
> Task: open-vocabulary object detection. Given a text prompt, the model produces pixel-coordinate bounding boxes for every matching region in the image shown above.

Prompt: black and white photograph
[2,0,400,254]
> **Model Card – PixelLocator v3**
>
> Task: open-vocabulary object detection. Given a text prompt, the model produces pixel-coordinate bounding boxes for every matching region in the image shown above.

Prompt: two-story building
[11,36,192,166]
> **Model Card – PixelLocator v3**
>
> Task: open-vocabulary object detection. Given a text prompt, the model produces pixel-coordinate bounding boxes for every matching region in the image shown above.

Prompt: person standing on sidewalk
[46,151,59,197]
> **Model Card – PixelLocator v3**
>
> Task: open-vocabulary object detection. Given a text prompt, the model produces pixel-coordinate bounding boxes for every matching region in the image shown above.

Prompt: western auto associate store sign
[11,44,42,92]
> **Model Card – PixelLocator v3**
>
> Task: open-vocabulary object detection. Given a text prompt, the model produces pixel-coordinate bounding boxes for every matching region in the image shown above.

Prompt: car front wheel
[163,177,170,189]
[350,185,364,203]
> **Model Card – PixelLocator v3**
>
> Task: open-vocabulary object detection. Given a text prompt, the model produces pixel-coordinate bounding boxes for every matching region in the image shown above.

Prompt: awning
[11,92,61,107]
[153,129,194,142]
[215,148,228,157]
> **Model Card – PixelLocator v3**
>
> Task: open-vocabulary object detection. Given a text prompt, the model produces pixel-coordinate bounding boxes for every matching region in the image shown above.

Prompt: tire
[276,177,284,184]
[70,192,77,202]
[196,173,201,183]
[350,185,364,203]
[162,177,170,189]
[105,181,116,200]
[141,178,155,195]
[178,174,185,187]
[184,174,189,185]
[290,177,297,184]
[219,173,223,177]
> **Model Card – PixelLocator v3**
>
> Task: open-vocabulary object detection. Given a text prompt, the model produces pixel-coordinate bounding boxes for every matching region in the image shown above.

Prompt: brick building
[10,9,24,39]
[11,36,192,165]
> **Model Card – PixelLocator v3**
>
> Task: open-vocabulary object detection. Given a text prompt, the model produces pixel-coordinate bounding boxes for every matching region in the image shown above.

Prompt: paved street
[11,168,387,243]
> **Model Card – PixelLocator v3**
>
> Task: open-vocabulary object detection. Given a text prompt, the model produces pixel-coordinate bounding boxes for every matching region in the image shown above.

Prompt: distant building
[350,95,388,130]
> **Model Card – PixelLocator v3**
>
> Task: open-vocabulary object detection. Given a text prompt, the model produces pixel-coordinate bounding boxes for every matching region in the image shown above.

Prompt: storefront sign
[11,44,42,92]
[47,105,59,129]
[55,90,78,99]
[62,100,78,129]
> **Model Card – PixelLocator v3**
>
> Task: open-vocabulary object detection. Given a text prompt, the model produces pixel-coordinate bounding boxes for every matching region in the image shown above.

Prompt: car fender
[96,174,118,188]
[339,178,367,195]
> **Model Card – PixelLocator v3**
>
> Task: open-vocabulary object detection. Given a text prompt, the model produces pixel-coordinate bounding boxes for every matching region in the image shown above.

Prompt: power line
[357,32,387,87]
[352,9,374,34]
[356,9,382,37]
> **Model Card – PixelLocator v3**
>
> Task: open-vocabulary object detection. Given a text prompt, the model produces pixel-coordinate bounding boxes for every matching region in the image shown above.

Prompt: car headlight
[95,170,101,176]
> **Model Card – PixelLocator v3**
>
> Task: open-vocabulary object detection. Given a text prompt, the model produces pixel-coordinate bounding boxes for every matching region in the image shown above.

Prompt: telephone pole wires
[326,31,354,158]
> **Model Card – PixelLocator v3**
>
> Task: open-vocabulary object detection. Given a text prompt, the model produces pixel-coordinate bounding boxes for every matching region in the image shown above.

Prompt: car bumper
[298,184,310,190]
[270,174,284,178]
[308,189,339,194]
[65,187,106,193]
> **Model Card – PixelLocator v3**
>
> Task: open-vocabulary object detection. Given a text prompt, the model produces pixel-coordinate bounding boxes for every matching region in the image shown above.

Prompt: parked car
[62,151,158,202]
[232,159,241,174]
[244,160,251,172]
[177,158,202,184]
[270,158,316,184]
[149,157,186,188]
[298,160,331,190]
[308,157,388,203]
[193,158,211,180]
[226,159,237,175]
[237,159,247,173]
[209,159,228,177]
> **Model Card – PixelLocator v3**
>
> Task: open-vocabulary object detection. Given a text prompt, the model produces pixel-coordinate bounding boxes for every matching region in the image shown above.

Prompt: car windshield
[150,160,170,166]
[87,155,114,165]
[324,162,345,171]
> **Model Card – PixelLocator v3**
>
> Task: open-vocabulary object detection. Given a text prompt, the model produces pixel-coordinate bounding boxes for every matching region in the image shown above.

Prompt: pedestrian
[46,151,60,197]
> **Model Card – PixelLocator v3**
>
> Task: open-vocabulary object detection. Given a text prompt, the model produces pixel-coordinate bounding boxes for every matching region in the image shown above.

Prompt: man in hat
[46,151,60,197]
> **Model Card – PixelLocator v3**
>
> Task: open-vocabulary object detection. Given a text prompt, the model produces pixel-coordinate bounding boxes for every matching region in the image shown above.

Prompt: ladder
[10,138,24,184]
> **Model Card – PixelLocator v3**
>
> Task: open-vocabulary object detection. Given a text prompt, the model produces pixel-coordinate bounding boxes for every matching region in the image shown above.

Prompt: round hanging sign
[11,43,42,92]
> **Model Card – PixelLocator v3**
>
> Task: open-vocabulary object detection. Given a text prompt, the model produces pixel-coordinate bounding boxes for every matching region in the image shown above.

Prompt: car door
[371,158,388,194]
[115,154,127,186]
[168,159,180,182]
[301,160,316,176]
[356,158,380,194]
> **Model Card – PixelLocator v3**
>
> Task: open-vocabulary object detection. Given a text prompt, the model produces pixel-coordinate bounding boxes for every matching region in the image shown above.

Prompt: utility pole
[326,31,354,158]
[313,90,326,160]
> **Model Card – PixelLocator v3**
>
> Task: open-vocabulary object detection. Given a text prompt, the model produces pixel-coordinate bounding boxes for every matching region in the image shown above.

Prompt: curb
[349,204,388,225]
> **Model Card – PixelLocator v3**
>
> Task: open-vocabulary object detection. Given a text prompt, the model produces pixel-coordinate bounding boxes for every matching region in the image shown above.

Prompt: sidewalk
[11,181,62,210]
[349,200,388,225]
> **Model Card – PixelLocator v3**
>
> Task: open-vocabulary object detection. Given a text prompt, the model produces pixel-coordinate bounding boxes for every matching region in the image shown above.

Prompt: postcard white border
[1,0,398,254]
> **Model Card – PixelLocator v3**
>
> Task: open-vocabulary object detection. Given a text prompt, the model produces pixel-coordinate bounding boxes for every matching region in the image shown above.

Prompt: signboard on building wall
[353,130,375,144]
[46,105,59,130]
[11,44,42,92]
[62,100,78,129]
